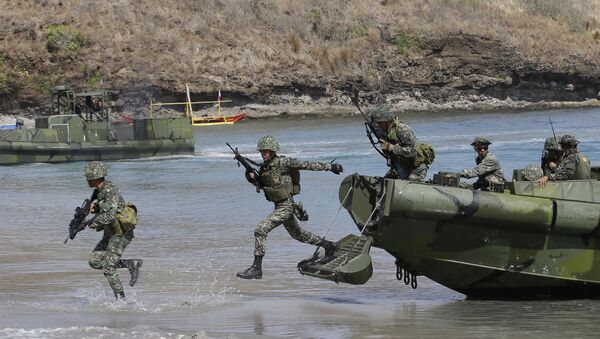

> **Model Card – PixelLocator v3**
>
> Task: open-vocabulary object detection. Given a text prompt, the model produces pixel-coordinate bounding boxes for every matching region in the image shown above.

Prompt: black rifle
[226,142,263,192]
[350,90,390,160]
[64,190,97,244]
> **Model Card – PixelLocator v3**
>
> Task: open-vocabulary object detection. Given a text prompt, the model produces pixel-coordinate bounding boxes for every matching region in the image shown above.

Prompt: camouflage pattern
[88,233,132,295]
[559,134,579,146]
[367,104,395,122]
[259,155,332,202]
[460,151,506,189]
[470,136,492,146]
[522,164,544,181]
[257,135,280,151]
[384,117,423,180]
[253,197,322,256]
[84,161,108,180]
[548,149,579,181]
[338,173,600,298]
[89,181,126,235]
[544,137,560,151]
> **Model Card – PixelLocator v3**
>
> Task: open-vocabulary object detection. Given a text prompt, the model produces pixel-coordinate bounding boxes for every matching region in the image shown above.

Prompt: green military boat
[323,168,600,299]
[0,86,194,165]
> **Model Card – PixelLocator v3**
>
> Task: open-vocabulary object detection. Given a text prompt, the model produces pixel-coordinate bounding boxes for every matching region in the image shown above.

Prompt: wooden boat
[191,112,247,126]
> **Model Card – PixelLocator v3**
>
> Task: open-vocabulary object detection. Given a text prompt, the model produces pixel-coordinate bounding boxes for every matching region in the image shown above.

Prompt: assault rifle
[350,89,390,160]
[64,190,97,244]
[226,142,262,193]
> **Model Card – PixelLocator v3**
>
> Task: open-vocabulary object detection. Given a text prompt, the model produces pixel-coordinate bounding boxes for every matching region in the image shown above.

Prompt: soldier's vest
[260,156,300,202]
[574,153,591,180]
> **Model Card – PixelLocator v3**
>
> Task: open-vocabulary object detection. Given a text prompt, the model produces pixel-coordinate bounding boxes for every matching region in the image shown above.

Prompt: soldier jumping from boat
[230,135,343,280]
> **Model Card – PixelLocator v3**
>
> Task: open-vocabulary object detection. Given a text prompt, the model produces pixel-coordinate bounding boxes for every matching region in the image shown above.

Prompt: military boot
[115,290,126,300]
[237,255,263,279]
[119,259,143,287]
[320,239,337,257]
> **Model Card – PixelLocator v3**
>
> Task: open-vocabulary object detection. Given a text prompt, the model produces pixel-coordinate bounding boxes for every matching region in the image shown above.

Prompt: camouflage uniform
[460,137,505,190]
[84,161,141,298]
[548,150,578,181]
[253,155,332,256]
[521,164,544,182]
[238,136,340,279]
[370,107,427,180]
[541,136,562,176]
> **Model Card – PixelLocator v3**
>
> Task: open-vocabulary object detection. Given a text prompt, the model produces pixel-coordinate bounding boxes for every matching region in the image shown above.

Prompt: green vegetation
[43,24,82,52]
[0,55,8,94]
[396,33,423,54]
[86,72,104,89]
[522,0,588,32]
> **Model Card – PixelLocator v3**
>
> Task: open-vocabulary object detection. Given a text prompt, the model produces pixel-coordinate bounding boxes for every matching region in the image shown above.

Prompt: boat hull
[0,139,194,165]
[339,174,600,299]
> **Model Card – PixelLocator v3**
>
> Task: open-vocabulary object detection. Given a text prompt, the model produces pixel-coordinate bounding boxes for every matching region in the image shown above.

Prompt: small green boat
[334,168,600,299]
[0,86,194,165]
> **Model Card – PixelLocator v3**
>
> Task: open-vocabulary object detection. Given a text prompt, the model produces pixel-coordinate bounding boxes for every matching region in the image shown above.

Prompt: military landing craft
[0,86,194,165]
[299,168,600,299]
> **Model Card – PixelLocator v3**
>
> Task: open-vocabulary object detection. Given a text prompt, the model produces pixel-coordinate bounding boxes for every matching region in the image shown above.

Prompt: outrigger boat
[191,112,247,126]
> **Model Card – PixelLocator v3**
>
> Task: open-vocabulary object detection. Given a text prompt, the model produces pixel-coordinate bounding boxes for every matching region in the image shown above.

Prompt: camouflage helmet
[544,136,560,151]
[559,134,579,146]
[15,118,24,125]
[470,136,492,147]
[368,104,395,122]
[257,135,280,151]
[522,164,543,181]
[83,161,107,180]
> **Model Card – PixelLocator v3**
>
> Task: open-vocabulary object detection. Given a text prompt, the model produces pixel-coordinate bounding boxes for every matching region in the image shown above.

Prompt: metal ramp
[297,234,373,285]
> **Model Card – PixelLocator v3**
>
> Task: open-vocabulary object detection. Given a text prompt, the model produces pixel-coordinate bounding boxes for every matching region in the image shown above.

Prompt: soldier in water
[237,135,344,280]
[369,105,431,181]
[538,134,591,187]
[82,161,143,299]
[459,137,506,190]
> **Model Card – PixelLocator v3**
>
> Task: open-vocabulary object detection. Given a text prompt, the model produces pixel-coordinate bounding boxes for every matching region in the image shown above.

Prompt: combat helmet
[16,118,24,125]
[257,135,280,152]
[522,164,543,181]
[559,134,579,146]
[84,161,107,180]
[368,104,395,122]
[471,136,492,147]
[544,137,561,151]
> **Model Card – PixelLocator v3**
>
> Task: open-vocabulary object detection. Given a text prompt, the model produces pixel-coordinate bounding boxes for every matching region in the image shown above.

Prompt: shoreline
[2,97,600,127]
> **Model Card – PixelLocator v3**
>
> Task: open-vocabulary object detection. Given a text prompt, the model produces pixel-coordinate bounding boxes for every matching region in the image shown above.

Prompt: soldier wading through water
[237,135,344,279]
[82,161,143,299]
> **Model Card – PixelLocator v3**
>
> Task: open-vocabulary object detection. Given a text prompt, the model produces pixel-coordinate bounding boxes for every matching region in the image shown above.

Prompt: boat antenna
[549,116,558,142]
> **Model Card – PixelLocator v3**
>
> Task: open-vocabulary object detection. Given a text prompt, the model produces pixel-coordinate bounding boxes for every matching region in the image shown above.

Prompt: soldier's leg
[283,217,336,256]
[102,235,131,299]
[116,233,142,287]
[253,201,293,257]
[88,237,109,270]
[408,164,428,181]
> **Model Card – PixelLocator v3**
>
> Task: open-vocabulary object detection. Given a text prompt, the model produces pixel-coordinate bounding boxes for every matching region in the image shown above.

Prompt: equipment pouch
[116,202,138,231]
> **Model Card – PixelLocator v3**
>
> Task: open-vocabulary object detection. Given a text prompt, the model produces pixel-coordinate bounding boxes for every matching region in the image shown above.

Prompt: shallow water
[1,108,600,338]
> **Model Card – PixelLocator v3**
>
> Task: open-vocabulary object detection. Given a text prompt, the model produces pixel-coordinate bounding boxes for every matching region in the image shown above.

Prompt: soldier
[459,137,506,190]
[541,136,562,176]
[538,134,591,187]
[237,135,343,280]
[15,117,24,129]
[369,105,431,181]
[83,161,143,299]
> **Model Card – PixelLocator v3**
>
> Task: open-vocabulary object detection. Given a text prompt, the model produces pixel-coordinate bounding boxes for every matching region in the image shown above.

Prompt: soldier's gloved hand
[331,163,344,175]
[380,141,394,152]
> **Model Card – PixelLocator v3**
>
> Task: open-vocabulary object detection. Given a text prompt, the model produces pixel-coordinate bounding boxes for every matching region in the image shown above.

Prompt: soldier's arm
[89,188,120,229]
[283,157,332,171]
[462,157,500,178]
[549,155,577,181]
[391,125,417,158]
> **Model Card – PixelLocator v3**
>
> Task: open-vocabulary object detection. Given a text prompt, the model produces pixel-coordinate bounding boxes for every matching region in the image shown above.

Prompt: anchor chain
[395,261,418,289]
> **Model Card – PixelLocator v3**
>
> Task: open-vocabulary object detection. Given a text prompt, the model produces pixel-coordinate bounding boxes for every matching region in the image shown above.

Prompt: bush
[396,32,423,54]
[43,24,82,52]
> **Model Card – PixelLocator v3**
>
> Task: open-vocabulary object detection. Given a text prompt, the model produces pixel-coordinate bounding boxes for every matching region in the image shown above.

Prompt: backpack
[414,143,435,166]
[116,202,138,231]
